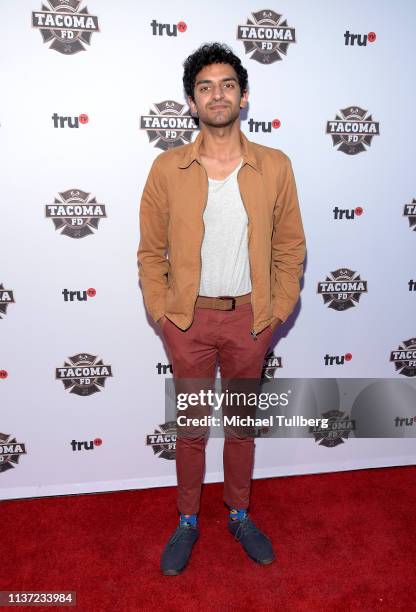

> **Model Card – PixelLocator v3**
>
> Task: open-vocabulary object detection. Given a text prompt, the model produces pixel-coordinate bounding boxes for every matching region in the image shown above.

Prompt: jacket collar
[177,129,262,174]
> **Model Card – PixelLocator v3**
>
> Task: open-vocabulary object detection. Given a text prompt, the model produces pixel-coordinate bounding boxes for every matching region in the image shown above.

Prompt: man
[137,42,306,575]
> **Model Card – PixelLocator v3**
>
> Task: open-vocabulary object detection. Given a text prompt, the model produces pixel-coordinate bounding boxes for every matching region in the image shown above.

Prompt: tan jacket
[137,130,306,336]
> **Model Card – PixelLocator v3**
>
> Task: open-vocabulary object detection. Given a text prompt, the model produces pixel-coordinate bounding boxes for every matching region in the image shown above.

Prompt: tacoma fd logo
[32,0,99,54]
[326,106,379,155]
[237,9,296,64]
[56,353,112,396]
[390,339,416,378]
[0,433,27,474]
[146,422,177,460]
[45,189,106,238]
[140,100,198,150]
[317,268,368,311]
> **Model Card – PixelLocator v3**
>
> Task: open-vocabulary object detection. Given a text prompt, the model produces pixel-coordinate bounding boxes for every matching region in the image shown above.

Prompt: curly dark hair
[183,42,248,101]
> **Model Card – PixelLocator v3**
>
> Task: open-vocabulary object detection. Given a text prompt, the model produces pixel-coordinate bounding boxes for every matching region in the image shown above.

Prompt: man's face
[188,62,248,128]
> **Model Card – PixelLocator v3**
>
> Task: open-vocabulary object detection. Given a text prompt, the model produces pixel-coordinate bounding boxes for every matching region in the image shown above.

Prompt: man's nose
[211,84,225,99]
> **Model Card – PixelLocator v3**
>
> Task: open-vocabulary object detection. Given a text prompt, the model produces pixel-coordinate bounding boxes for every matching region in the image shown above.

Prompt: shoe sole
[249,554,276,565]
[162,554,274,573]
[161,568,184,576]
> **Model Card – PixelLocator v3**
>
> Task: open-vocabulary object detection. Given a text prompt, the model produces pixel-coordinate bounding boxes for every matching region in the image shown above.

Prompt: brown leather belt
[195,292,252,311]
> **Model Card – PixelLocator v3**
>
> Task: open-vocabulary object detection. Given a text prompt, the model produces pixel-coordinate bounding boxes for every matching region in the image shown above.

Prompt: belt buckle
[218,296,236,311]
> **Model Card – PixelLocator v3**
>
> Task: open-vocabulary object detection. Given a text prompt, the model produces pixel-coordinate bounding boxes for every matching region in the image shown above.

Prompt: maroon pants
[161,299,273,515]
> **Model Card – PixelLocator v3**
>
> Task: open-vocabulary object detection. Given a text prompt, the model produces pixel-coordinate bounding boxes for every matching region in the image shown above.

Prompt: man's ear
[188,95,197,115]
[240,89,249,109]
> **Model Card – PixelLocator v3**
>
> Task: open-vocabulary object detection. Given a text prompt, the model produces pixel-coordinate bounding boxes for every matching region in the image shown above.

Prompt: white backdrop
[1,0,415,500]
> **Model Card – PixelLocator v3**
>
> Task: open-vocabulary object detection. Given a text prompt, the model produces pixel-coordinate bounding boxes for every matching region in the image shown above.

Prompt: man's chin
[201,116,238,129]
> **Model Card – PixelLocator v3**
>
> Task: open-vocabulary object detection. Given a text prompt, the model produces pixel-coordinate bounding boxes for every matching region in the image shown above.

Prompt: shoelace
[169,525,197,546]
[233,517,262,542]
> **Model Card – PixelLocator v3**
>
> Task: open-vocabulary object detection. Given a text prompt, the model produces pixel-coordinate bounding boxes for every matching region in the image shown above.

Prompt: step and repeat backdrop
[1,0,415,500]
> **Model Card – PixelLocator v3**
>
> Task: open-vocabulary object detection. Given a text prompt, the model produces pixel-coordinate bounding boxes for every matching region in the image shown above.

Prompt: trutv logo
[324,353,352,366]
[344,31,376,46]
[52,113,89,128]
[248,117,281,133]
[333,205,364,220]
[150,19,187,36]
[62,288,96,302]
[156,362,173,375]
[71,438,102,451]
[394,416,416,428]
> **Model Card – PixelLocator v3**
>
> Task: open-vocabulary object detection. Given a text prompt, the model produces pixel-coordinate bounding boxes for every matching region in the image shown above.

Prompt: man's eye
[224,83,235,88]
[200,86,209,92]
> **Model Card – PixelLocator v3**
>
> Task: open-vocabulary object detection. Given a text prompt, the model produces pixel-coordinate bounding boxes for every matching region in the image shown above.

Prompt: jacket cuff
[271,303,292,324]
[146,296,166,325]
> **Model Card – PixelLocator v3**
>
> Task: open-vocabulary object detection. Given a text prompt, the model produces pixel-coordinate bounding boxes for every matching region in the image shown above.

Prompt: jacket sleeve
[271,155,306,323]
[137,156,169,323]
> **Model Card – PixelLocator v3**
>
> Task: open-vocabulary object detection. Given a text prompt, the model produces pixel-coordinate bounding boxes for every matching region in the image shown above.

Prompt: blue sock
[179,513,198,527]
[229,508,248,521]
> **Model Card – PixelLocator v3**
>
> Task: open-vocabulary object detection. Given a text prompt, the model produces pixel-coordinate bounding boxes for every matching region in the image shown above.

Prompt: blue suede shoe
[228,515,275,565]
[160,525,199,575]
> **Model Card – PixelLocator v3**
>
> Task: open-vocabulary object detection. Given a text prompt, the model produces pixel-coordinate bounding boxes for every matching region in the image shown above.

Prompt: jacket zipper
[237,163,258,340]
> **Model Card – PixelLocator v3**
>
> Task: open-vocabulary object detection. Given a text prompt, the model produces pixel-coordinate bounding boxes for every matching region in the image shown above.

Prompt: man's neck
[198,122,243,163]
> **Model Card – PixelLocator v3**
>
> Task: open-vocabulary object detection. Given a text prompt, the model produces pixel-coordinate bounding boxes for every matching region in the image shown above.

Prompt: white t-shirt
[199,160,252,297]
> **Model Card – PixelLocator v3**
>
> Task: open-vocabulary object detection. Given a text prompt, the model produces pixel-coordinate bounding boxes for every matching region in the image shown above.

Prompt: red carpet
[1,466,415,611]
